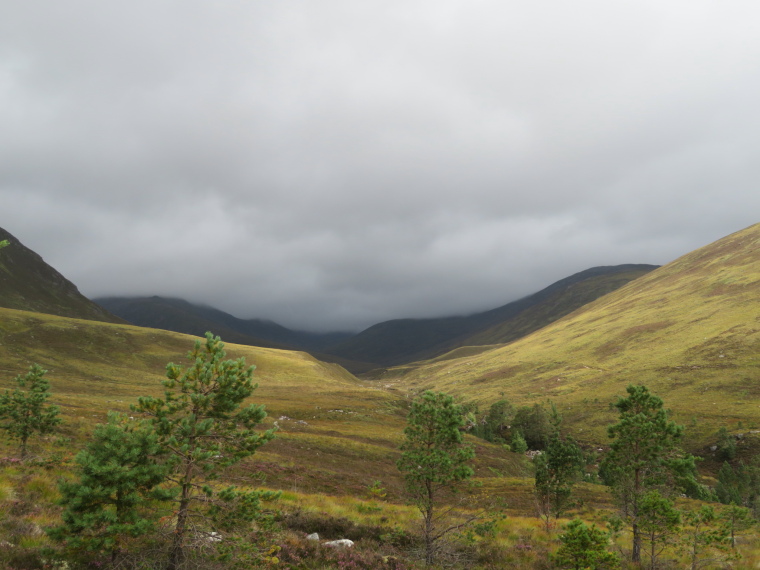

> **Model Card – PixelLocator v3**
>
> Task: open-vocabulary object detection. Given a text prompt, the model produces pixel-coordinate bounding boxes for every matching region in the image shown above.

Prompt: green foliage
[553,518,619,569]
[720,504,753,550]
[715,460,760,514]
[512,403,556,450]
[0,239,8,250]
[638,491,680,570]
[396,390,475,565]
[0,364,61,457]
[508,429,527,454]
[470,398,514,443]
[599,385,698,564]
[48,412,173,562]
[715,427,737,461]
[679,505,736,570]
[132,332,276,570]
[534,433,584,529]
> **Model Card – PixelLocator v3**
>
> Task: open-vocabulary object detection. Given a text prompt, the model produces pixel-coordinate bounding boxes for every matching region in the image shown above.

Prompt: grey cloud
[1,1,759,331]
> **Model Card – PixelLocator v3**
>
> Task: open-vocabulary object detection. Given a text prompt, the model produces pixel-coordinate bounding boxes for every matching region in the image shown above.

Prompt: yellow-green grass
[0,307,404,481]
[381,223,760,454]
[0,306,539,505]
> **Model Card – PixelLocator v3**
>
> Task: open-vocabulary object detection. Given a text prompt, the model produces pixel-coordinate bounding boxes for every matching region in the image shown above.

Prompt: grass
[380,223,760,458]
[1,224,759,567]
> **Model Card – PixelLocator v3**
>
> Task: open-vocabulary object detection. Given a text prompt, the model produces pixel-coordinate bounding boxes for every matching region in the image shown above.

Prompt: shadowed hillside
[382,223,760,448]
[95,296,352,350]
[96,267,657,373]
[325,264,657,369]
[0,227,122,323]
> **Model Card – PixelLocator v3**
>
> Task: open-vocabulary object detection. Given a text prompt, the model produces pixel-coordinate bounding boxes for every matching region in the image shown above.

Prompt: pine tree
[599,385,698,564]
[132,332,276,570]
[638,491,680,570]
[553,518,619,569]
[715,460,760,514]
[715,427,737,461]
[679,505,735,570]
[397,391,475,565]
[48,413,173,563]
[535,433,584,531]
[721,504,753,550]
[472,399,514,442]
[512,403,555,450]
[0,364,61,457]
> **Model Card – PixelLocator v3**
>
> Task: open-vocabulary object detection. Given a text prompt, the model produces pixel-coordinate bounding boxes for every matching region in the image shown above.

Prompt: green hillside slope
[0,227,122,323]
[0,307,524,498]
[327,265,657,368]
[383,223,760,448]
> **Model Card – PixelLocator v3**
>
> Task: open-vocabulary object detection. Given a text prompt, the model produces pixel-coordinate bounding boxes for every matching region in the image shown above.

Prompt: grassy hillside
[0,307,526,501]
[2,228,760,568]
[327,265,657,369]
[381,223,760,450]
[0,227,122,323]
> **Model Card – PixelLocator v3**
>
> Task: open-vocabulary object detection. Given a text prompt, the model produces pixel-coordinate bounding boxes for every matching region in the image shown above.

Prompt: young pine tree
[397,391,475,565]
[599,385,699,564]
[553,519,619,570]
[638,491,680,570]
[133,332,276,570]
[679,505,735,570]
[0,364,61,457]
[49,413,173,563]
[535,433,584,531]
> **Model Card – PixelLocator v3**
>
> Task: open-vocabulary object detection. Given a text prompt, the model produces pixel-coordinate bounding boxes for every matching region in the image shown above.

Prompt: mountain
[0,227,122,323]
[383,223,760,447]
[324,264,658,368]
[95,296,353,351]
[96,265,657,373]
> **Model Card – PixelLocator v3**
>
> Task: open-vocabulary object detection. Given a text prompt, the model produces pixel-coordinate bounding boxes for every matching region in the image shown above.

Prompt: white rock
[306,533,320,541]
[324,539,354,548]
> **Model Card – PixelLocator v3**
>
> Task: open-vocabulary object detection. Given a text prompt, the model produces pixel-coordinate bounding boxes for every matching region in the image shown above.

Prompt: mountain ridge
[383,222,760,445]
[324,264,659,368]
[0,227,123,324]
[96,264,657,372]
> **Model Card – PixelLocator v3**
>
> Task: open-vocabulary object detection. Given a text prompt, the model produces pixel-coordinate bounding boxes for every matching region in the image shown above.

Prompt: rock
[324,539,354,548]
[710,445,718,452]
[306,533,320,541]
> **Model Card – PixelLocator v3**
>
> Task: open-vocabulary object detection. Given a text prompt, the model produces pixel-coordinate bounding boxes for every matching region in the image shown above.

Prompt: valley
[0,222,758,568]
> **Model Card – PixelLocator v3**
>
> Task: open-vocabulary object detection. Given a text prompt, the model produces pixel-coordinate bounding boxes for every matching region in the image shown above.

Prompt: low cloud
[1,1,758,331]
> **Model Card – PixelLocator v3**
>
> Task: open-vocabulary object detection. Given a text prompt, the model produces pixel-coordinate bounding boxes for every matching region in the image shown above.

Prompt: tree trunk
[632,521,641,563]
[631,468,641,563]
[167,495,189,570]
[424,481,434,566]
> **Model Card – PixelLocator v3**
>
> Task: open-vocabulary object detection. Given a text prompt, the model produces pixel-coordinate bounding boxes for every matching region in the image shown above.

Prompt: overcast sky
[1,1,759,332]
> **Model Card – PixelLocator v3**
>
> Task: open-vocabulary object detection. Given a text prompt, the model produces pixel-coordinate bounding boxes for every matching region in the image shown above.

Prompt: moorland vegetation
[0,223,758,569]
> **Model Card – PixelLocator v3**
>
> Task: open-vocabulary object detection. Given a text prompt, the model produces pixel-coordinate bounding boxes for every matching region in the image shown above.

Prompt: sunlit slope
[386,223,760,446]
[0,307,524,498]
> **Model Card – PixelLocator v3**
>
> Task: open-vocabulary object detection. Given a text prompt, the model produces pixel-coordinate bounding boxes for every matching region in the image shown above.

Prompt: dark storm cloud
[1,1,759,331]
